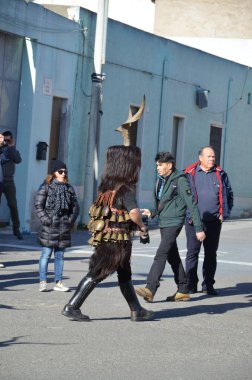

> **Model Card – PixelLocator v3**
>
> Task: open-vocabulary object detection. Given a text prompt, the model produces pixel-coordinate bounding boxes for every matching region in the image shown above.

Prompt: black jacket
[0,145,22,181]
[34,182,79,248]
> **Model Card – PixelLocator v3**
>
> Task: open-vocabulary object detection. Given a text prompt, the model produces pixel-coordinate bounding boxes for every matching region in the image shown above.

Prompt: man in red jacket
[184,146,233,295]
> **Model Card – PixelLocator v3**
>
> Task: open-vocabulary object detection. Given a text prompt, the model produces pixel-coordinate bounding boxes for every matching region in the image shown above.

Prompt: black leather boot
[119,281,155,322]
[62,276,99,322]
[13,229,23,240]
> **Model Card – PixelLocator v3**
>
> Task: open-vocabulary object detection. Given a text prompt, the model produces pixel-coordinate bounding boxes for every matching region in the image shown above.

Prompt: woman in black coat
[35,159,79,292]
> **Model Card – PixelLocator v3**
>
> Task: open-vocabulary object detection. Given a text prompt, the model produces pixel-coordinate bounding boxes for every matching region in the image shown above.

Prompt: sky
[77,0,252,67]
[33,1,251,66]
[66,0,155,32]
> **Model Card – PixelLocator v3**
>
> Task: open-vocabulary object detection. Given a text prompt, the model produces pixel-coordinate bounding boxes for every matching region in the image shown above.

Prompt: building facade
[151,0,252,66]
[0,0,251,232]
[152,0,252,38]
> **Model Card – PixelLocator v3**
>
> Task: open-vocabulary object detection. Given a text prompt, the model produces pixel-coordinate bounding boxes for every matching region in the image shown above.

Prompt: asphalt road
[0,219,251,380]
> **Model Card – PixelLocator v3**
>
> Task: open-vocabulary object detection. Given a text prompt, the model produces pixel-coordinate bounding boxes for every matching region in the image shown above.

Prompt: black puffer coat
[34,182,79,248]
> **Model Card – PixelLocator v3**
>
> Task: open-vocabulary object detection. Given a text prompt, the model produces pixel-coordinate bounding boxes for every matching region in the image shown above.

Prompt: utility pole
[83,0,109,223]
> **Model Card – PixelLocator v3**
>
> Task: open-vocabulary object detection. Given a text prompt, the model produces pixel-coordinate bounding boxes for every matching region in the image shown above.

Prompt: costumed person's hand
[140,208,151,217]
[140,226,150,244]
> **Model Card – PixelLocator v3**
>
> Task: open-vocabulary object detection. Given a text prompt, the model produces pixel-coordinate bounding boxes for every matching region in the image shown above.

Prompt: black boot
[119,281,155,322]
[62,276,99,322]
[13,229,23,240]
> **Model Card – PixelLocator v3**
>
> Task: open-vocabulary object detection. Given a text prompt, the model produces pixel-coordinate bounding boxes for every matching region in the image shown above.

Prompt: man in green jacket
[136,152,205,302]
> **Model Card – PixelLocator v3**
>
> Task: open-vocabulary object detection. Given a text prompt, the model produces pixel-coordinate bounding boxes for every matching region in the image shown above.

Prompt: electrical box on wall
[196,89,208,109]
[36,142,48,160]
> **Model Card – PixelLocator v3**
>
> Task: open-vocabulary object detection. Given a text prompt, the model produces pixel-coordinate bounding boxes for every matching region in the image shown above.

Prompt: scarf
[157,174,170,200]
[47,179,72,215]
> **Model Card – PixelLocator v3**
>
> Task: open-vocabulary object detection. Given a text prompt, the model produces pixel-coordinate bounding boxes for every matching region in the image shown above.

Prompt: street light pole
[83,0,109,223]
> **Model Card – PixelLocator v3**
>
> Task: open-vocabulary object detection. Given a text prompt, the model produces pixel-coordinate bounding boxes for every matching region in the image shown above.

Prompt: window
[210,125,222,165]
[128,105,138,146]
[48,97,68,171]
[172,116,185,170]
[116,105,139,146]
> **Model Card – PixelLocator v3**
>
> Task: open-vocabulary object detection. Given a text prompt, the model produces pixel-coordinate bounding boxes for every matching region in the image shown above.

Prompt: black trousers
[88,264,132,284]
[2,180,20,231]
[146,226,188,294]
[185,220,222,291]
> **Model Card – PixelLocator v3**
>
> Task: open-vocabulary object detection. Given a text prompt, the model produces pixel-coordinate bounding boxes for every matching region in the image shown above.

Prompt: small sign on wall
[43,78,53,96]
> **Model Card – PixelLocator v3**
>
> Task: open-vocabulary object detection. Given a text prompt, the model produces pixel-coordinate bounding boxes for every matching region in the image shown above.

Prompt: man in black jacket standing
[1,131,23,239]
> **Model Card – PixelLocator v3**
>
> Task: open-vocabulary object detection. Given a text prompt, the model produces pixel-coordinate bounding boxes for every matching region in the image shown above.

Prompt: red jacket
[184,162,233,220]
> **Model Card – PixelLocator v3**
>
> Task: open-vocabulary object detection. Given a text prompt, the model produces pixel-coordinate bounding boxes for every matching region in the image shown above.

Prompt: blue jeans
[39,247,65,282]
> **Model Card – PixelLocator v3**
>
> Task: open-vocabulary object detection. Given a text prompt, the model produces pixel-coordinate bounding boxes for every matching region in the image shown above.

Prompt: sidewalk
[0,221,252,380]
[0,225,90,248]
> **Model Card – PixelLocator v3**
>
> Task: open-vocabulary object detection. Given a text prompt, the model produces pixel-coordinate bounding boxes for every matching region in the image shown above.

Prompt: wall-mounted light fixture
[247,93,251,105]
[36,142,48,160]
[196,88,209,109]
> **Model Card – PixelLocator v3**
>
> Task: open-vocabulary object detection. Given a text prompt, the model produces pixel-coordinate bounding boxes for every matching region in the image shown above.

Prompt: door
[171,116,185,170]
[210,125,222,166]
[0,33,23,225]
[48,97,68,171]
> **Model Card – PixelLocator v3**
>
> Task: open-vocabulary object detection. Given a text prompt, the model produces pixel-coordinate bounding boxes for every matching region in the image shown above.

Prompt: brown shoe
[166,292,190,302]
[135,287,154,302]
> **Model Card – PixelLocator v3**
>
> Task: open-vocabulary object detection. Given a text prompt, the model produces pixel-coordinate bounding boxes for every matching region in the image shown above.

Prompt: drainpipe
[222,77,232,168]
[82,0,109,224]
[157,58,166,152]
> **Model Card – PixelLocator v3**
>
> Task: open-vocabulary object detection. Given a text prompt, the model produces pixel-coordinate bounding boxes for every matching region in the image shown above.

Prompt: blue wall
[0,0,251,230]
[100,19,252,216]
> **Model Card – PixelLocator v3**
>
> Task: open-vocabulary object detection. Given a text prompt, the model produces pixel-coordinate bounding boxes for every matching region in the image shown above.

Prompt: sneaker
[53,281,69,292]
[166,292,190,302]
[39,281,47,292]
[135,287,154,302]
[0,263,5,268]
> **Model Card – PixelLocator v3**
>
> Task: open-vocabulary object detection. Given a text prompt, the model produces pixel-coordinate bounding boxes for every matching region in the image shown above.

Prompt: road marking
[0,244,39,251]
[1,244,251,267]
[132,253,252,266]
[61,248,252,267]
[216,259,252,266]
[179,249,229,255]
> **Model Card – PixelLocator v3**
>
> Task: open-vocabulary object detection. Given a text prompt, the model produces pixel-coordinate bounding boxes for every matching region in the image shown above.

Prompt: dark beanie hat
[50,159,67,174]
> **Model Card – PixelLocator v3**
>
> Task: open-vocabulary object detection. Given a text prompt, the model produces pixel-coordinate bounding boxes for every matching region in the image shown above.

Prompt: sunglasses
[57,169,68,175]
[4,139,11,143]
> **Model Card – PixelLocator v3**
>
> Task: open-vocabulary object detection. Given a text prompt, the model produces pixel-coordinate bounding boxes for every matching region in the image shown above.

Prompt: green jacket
[151,169,203,232]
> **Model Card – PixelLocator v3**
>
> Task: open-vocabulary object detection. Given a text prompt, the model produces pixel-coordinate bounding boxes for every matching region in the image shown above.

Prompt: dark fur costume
[89,241,132,280]
[88,185,135,281]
